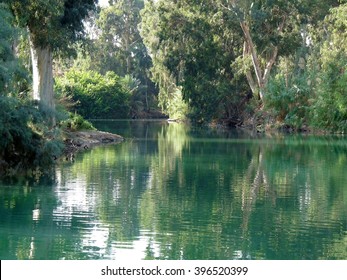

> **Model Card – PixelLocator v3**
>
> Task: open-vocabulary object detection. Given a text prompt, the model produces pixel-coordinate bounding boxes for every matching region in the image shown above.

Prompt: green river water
[0,120,346,260]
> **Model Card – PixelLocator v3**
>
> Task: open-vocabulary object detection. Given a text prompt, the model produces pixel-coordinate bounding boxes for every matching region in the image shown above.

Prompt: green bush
[55,70,131,119]
[59,112,95,131]
[265,70,311,130]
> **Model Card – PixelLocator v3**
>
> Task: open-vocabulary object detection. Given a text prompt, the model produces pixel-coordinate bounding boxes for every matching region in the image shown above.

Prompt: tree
[141,0,247,123]
[71,0,157,114]
[217,0,300,102]
[6,0,98,116]
[96,0,147,75]
[140,0,181,117]
[218,0,340,103]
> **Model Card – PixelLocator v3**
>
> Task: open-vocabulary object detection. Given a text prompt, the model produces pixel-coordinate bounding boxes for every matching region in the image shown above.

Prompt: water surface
[0,120,346,259]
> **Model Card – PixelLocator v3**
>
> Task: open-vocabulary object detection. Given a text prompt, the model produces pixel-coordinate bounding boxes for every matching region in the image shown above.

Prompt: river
[0,120,346,259]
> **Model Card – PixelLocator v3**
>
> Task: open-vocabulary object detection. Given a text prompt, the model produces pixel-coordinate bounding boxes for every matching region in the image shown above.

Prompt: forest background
[1,0,347,173]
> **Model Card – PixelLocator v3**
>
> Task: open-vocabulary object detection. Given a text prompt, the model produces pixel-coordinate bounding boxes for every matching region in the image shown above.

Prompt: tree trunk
[243,41,258,97]
[240,21,280,103]
[29,37,55,125]
[240,21,265,100]
[219,3,282,103]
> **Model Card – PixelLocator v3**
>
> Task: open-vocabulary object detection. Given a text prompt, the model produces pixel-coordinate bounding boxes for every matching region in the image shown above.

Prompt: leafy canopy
[6,0,98,51]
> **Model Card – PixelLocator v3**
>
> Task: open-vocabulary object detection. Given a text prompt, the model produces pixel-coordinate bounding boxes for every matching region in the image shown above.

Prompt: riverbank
[63,130,124,156]
[0,129,124,179]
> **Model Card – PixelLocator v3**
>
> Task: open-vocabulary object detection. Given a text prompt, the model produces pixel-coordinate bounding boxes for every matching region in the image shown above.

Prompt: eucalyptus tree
[217,0,340,103]
[216,0,302,102]
[141,0,247,123]
[97,0,147,75]
[5,0,98,114]
[90,0,156,113]
[140,0,179,116]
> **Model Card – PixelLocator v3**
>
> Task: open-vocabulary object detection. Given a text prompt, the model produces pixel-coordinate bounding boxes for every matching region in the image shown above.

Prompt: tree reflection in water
[0,121,346,259]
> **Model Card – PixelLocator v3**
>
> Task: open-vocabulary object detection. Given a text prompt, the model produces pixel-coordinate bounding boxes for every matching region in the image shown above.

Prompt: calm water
[0,120,346,260]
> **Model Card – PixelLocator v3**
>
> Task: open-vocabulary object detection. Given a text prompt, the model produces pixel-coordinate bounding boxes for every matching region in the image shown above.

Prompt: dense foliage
[55,70,131,119]
[309,3,347,131]
[264,2,347,132]
[0,96,63,175]
[140,0,247,123]
[0,3,28,95]
[5,0,98,52]
[0,1,97,176]
[140,0,347,131]
[0,3,16,92]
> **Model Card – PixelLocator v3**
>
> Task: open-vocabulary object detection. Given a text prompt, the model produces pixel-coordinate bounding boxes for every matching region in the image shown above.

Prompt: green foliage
[307,3,347,132]
[59,112,95,131]
[266,73,311,130]
[141,0,245,123]
[95,0,148,75]
[265,54,312,130]
[0,3,15,91]
[62,1,158,117]
[7,0,98,53]
[140,0,343,126]
[0,3,29,95]
[243,0,302,56]
[264,2,347,132]
[0,96,63,173]
[55,69,131,119]
[166,88,188,121]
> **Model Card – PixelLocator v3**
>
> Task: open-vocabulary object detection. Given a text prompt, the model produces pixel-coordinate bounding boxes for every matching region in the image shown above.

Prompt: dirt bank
[63,130,124,155]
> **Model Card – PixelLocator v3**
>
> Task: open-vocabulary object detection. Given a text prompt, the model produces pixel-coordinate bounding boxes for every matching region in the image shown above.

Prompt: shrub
[265,70,311,130]
[55,70,131,119]
[59,112,96,131]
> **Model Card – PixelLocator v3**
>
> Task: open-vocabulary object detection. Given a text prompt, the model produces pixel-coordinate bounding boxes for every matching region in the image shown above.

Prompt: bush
[55,70,131,119]
[265,70,311,130]
[59,112,95,131]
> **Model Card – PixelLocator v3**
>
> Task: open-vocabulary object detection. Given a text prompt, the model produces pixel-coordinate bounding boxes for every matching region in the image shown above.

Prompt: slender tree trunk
[29,37,55,124]
[240,21,280,103]
[219,3,282,103]
[240,21,265,100]
[124,13,131,74]
[243,41,258,96]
